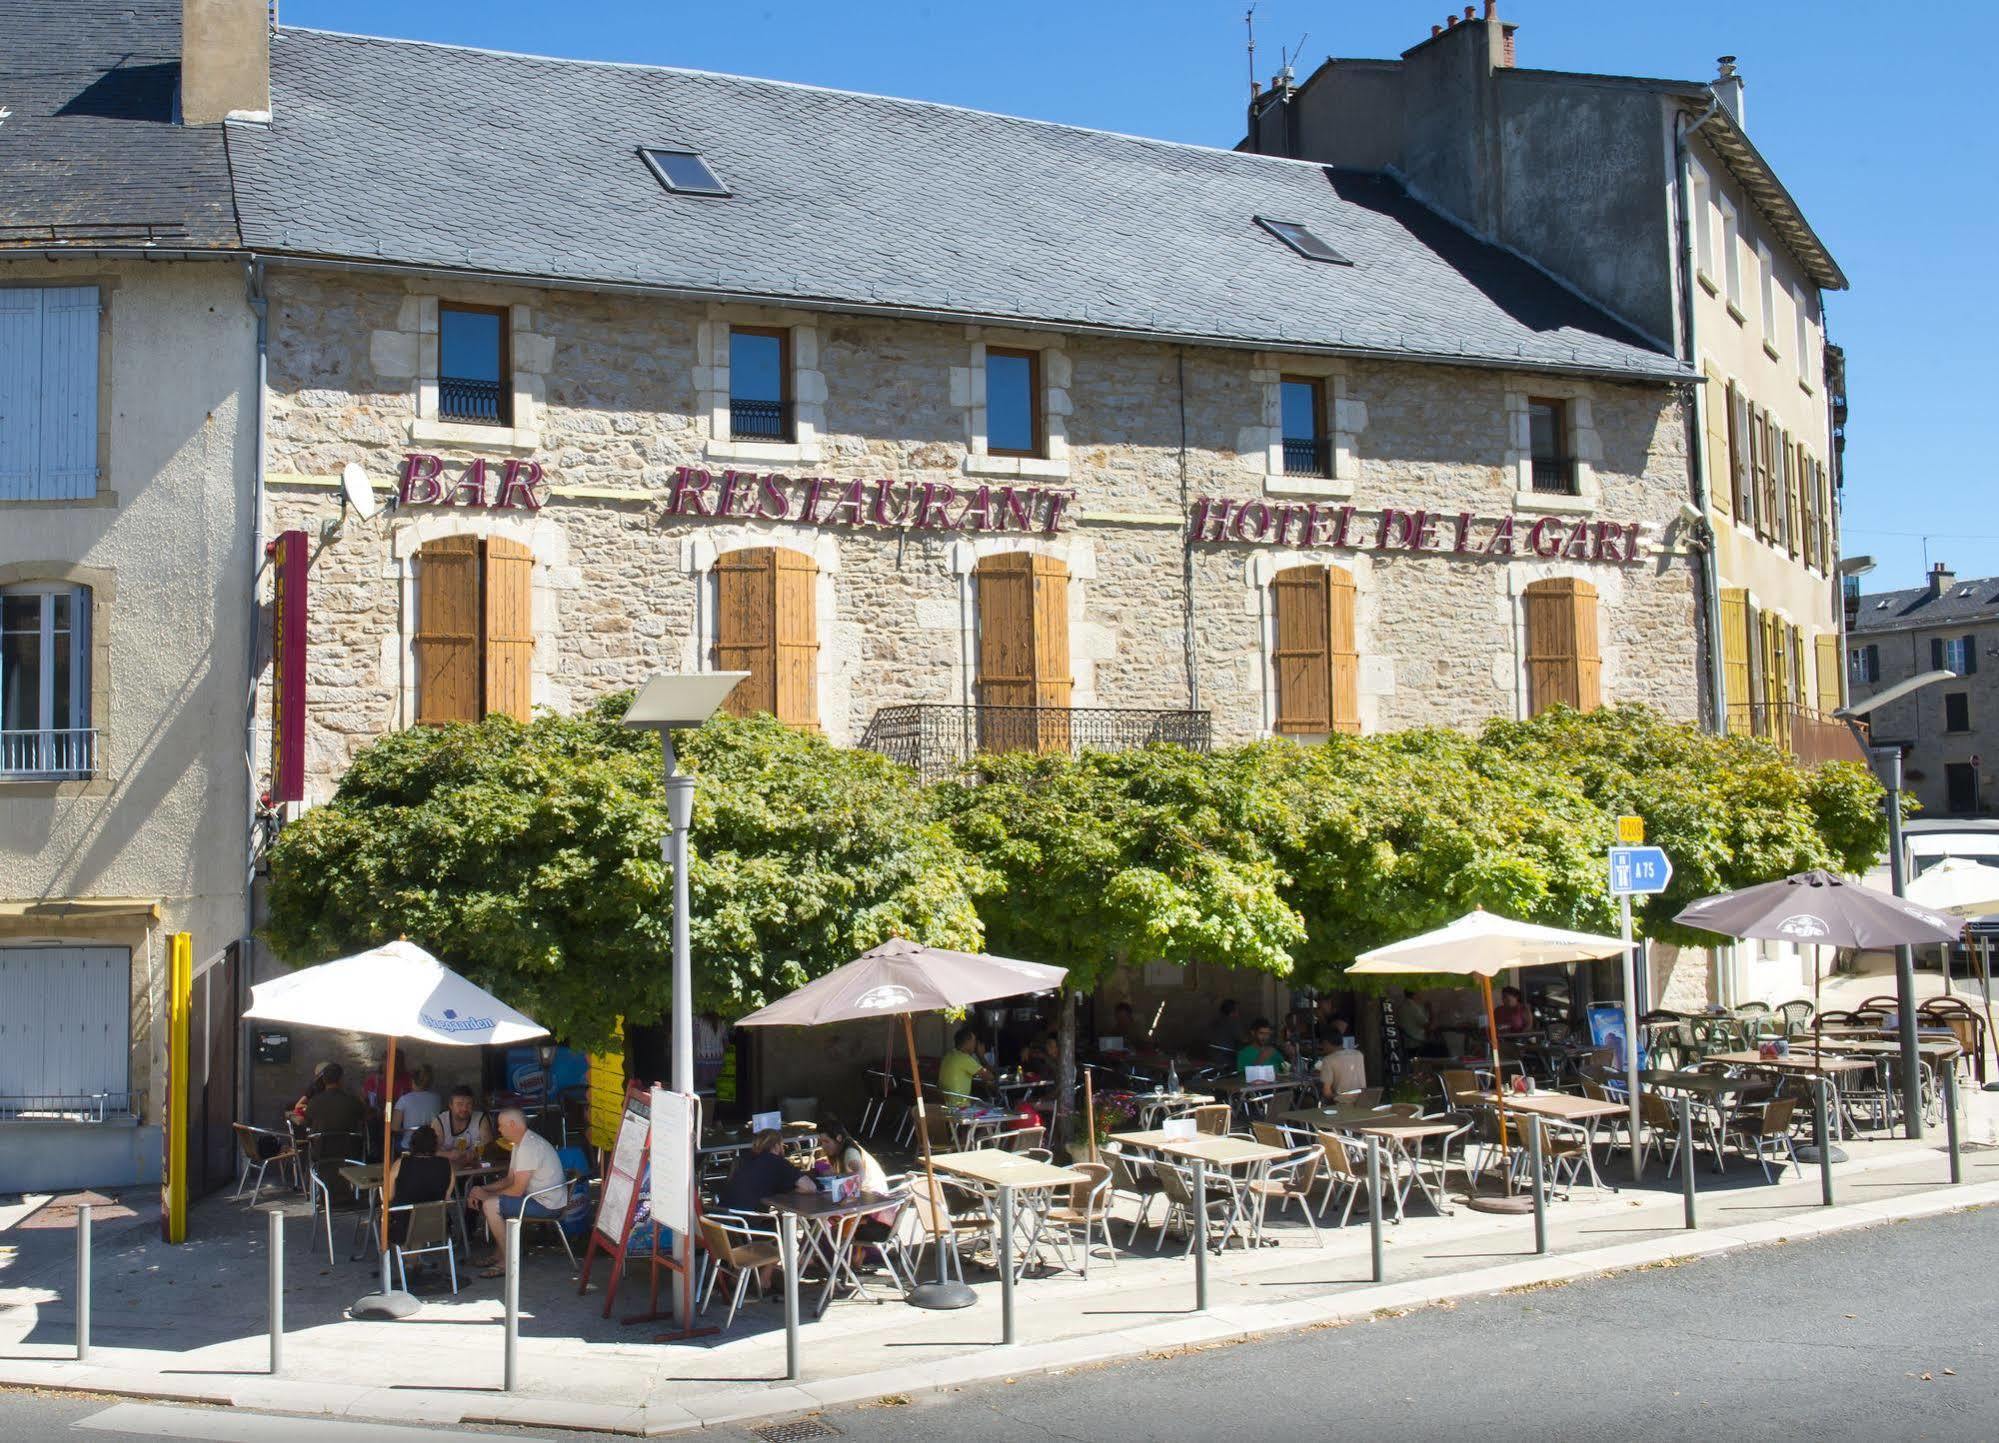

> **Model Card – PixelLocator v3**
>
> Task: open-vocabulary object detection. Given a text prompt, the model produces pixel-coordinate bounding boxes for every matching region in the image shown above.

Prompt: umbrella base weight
[349,1289,421,1320]
[1794,1144,1848,1165]
[1462,1194,1536,1215]
[907,1281,978,1310]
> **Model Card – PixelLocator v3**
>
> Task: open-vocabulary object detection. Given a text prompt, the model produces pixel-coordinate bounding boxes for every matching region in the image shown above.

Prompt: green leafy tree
[264,704,993,1050]
[932,746,1305,1130]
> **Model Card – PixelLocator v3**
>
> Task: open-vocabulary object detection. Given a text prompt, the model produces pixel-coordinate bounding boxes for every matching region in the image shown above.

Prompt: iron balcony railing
[0,1091,133,1123]
[438,376,508,424]
[1531,456,1579,494]
[1281,436,1333,478]
[859,703,1212,782]
[0,727,97,778]
[730,398,794,442]
[1724,703,1868,768]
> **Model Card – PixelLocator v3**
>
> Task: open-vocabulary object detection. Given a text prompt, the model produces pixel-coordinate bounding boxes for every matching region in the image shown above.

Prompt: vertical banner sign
[266,529,308,806]
[1379,996,1406,1091]
[160,932,192,1244]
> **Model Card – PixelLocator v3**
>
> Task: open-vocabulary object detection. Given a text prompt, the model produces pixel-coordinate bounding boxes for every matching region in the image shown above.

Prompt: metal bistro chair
[1040,1162,1116,1277]
[696,1213,783,1331]
[1151,1158,1242,1256]
[231,1124,301,1202]
[1311,1131,1366,1227]
[388,1200,460,1294]
[1189,1103,1232,1137]
[1244,1146,1324,1248]
[1634,1092,1688,1178]
[515,1170,585,1273]
[1105,1144,1167,1245]
[1725,1097,1800,1181]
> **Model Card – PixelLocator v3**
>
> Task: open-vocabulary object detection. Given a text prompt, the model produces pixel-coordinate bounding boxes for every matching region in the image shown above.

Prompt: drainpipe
[240,256,269,1126]
[1675,96,1728,735]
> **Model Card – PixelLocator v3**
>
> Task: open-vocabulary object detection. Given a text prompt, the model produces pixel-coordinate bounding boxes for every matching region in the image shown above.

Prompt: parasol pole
[1481,975,1515,1167]
[903,1012,945,1253]
[379,1034,397,1257]
[1084,1068,1097,1162]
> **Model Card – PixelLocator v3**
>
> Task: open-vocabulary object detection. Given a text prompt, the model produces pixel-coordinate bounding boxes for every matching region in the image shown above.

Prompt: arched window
[974,552,1070,752]
[1522,577,1602,716]
[1271,564,1359,737]
[0,582,93,776]
[713,547,819,729]
[412,535,533,724]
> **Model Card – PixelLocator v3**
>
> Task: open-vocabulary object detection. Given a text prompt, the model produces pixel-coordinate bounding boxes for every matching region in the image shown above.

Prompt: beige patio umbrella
[1348,909,1630,1187]
[1904,858,1999,1015]
[735,937,1066,1308]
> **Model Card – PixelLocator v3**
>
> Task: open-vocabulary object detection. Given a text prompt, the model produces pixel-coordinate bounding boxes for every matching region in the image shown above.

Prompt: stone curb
[4,1174,1995,1435]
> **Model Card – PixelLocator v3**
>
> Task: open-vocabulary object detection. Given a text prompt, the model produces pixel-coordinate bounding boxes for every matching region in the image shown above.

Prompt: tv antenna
[1246,6,1257,102]
[1279,32,1309,86]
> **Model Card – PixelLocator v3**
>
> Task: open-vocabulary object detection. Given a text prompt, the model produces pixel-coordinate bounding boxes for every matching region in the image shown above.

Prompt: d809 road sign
[1608,845,1672,896]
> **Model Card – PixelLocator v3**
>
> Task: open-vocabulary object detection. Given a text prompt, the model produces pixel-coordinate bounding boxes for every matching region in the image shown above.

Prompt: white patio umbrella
[244,939,547,1314]
[1349,909,1629,1174]
[1904,858,1999,1028]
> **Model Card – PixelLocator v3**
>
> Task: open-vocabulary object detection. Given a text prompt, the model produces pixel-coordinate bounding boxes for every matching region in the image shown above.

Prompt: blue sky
[284,0,1992,592]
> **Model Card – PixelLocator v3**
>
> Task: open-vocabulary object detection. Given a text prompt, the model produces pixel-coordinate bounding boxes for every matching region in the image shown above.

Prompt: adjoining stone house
[0,0,259,1189]
[204,17,1722,1101]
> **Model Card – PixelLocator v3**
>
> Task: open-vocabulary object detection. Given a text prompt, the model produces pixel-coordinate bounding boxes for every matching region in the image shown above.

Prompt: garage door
[0,945,131,1113]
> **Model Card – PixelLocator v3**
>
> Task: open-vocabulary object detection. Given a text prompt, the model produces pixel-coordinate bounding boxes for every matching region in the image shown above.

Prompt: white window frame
[399,295,544,453]
[1250,353,1362,499]
[1719,200,1743,315]
[1757,240,1778,355]
[1943,636,1975,674]
[1794,284,1814,387]
[1504,378,1600,515]
[0,583,93,778]
[952,327,1071,482]
[1690,170,1714,286]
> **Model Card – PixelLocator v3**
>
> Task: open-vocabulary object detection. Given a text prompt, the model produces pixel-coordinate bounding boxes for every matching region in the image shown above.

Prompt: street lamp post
[622,672,746,1324]
[1837,667,1956,1139]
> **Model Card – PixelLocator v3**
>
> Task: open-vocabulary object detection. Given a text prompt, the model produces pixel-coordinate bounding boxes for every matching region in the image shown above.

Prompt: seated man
[300,1062,368,1156]
[1236,1018,1283,1075]
[432,1086,494,1170]
[468,1109,568,1276]
[937,1026,990,1106]
[1108,1001,1150,1052]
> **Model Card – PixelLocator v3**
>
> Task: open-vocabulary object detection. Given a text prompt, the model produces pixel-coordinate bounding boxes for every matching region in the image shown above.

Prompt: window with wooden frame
[1270,564,1359,737]
[1526,398,1578,495]
[728,326,793,442]
[1521,578,1601,716]
[974,551,1071,752]
[984,348,1043,458]
[1279,376,1330,478]
[413,535,533,724]
[712,547,819,729]
[436,304,511,426]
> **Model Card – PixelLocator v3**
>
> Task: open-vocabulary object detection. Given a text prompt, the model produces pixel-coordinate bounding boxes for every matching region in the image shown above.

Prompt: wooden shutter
[1327,567,1360,735]
[976,552,1070,752]
[414,536,482,724]
[715,549,777,719]
[1726,384,1750,522]
[1932,637,1946,673]
[1705,367,1731,520]
[483,536,534,722]
[38,288,100,500]
[1523,578,1600,716]
[1790,624,1806,713]
[772,549,820,729]
[1271,566,1331,735]
[1721,587,1752,735]
[1815,634,1842,716]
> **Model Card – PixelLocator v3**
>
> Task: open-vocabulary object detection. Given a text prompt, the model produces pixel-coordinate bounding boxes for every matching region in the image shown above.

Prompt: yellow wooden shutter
[1271,565,1332,735]
[715,548,777,719]
[1721,587,1751,735]
[976,553,1070,752]
[772,549,820,730]
[1327,566,1360,735]
[414,535,481,725]
[1705,367,1731,520]
[1523,578,1599,716]
[483,536,534,722]
[1790,624,1806,717]
[1815,633,1843,716]
[1030,556,1072,751]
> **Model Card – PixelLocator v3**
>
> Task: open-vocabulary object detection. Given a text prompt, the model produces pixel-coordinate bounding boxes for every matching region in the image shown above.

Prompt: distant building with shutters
[1848,564,1999,818]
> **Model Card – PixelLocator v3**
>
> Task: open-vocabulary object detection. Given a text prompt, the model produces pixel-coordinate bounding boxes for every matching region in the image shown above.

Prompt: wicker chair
[1244,1146,1324,1247]
[1726,1098,1800,1181]
[1040,1162,1115,1277]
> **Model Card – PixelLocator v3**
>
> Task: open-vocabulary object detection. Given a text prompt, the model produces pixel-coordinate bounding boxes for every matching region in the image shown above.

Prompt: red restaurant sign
[666,466,1073,535]
[399,453,549,510]
[266,528,307,806]
[1188,496,1646,564]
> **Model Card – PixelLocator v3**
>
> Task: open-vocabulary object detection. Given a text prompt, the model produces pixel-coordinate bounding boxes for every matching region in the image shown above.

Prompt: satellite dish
[339,462,379,522]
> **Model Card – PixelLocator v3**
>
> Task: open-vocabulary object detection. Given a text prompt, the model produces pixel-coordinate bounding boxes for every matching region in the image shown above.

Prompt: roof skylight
[1255,216,1352,266]
[641,147,729,197]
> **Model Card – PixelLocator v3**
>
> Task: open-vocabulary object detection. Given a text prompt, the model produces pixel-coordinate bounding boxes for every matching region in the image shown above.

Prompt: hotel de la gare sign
[397,453,1649,565]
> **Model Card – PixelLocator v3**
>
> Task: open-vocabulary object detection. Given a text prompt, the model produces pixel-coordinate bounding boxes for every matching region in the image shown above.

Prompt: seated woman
[1494,986,1535,1034]
[718,1130,816,1215]
[817,1116,898,1257]
[386,1127,455,1251]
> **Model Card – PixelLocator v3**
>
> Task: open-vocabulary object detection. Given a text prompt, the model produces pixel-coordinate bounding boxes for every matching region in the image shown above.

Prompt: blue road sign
[1608,845,1672,896]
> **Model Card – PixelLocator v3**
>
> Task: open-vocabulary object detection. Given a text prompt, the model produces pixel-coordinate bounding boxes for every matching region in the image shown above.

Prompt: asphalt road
[5,1205,1995,1442]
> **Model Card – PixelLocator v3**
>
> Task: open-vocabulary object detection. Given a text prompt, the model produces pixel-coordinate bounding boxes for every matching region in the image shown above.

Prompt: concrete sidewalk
[2,1135,1993,1436]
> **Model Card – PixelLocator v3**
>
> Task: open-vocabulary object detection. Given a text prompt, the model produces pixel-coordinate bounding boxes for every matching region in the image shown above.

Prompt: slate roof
[0,0,240,249]
[1851,578,1999,635]
[225,28,1685,381]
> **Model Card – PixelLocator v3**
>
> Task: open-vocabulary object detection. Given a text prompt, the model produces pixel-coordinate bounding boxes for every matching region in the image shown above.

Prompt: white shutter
[37,288,100,500]
[0,945,131,1105]
[0,289,44,500]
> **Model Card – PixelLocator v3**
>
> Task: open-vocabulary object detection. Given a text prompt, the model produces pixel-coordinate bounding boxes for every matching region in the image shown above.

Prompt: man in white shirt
[468,1108,568,1274]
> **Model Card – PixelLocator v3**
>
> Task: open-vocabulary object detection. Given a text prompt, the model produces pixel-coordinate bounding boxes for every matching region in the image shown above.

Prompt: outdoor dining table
[1120,1132,1291,1249]
[1208,1073,1312,1119]
[1127,1091,1216,1128]
[1453,1091,1623,1194]
[1335,1118,1461,1221]
[929,1149,1085,1279]
[1640,1069,1763,1172]
[1705,1051,1880,1140]
[762,1188,907,1317]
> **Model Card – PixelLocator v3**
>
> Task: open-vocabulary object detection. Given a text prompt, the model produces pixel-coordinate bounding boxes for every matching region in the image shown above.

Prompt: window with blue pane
[985,348,1040,458]
[438,304,510,425]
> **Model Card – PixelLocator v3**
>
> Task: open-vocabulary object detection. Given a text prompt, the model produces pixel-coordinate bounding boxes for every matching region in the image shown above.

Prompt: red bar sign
[267,529,307,806]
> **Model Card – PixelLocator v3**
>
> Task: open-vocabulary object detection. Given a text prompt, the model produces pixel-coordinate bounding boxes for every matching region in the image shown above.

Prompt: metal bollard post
[1529,1117,1547,1256]
[75,1203,91,1362]
[780,1213,800,1381]
[502,1218,520,1392]
[268,1208,284,1376]
[1813,1078,1834,1207]
[1679,1101,1696,1230]
[1945,1067,1963,1185]
[998,1184,1015,1346]
[1192,1160,1210,1312]
[1366,1137,1384,1283]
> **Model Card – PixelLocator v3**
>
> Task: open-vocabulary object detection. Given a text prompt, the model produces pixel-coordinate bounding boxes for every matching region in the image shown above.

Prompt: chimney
[1712,55,1745,128]
[1929,563,1956,599]
[181,0,270,125]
